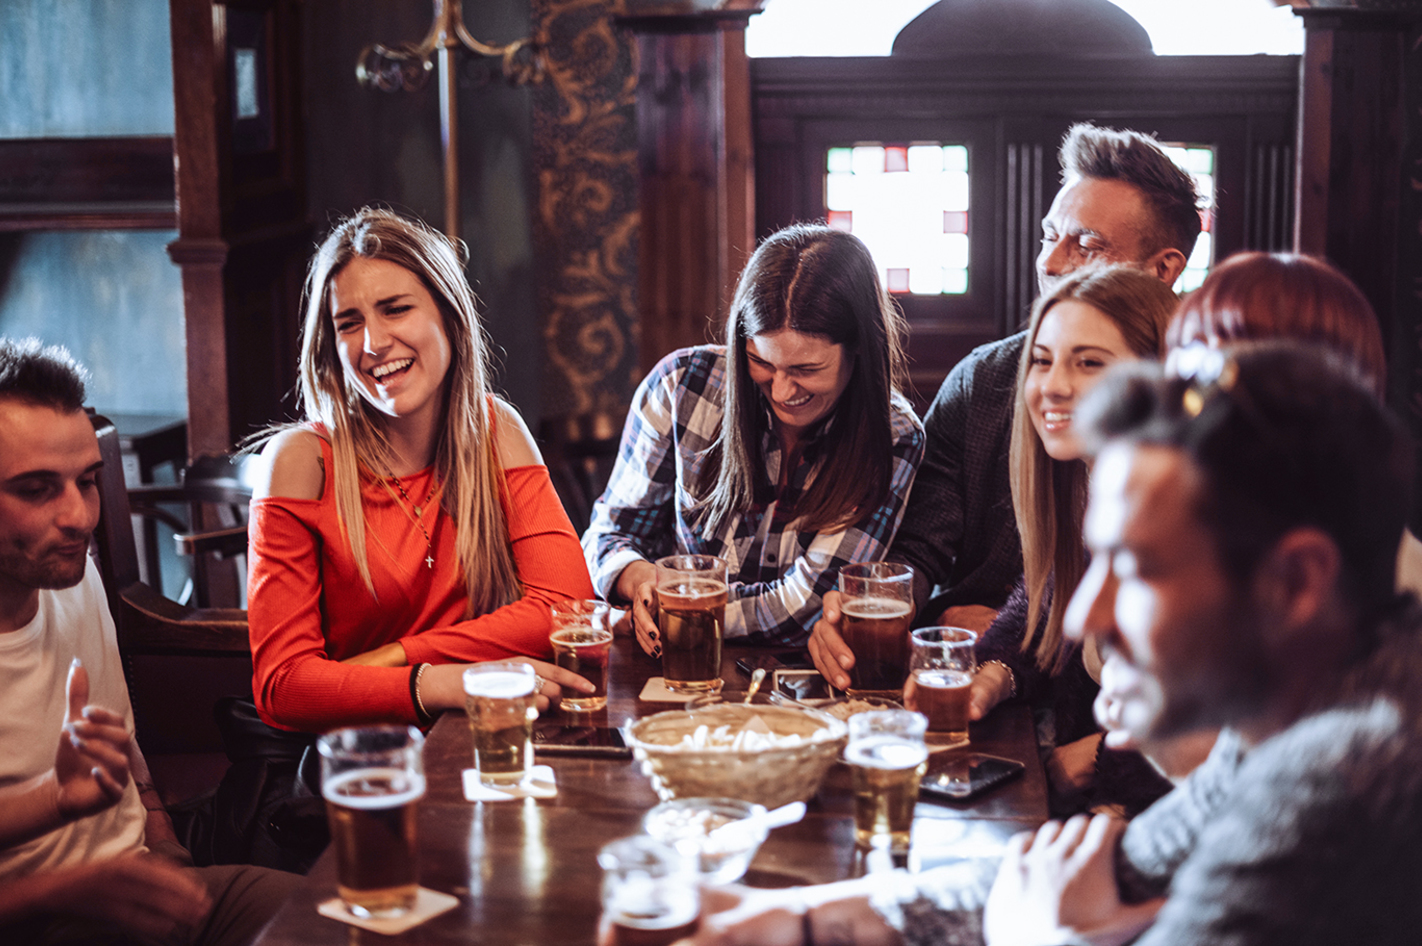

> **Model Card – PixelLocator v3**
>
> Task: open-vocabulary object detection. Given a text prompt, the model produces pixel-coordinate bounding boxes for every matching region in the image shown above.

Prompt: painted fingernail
[652,647,662,658]
[650,631,659,641]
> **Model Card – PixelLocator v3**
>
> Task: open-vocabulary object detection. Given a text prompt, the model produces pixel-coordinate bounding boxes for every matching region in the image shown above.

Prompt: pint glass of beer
[838,562,915,696]
[463,663,538,787]
[845,709,928,853]
[597,835,700,946]
[654,555,728,694]
[551,599,613,712]
[906,627,977,748]
[318,725,426,918]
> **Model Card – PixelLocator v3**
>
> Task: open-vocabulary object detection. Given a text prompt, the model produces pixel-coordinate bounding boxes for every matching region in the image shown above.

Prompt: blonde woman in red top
[247,208,595,733]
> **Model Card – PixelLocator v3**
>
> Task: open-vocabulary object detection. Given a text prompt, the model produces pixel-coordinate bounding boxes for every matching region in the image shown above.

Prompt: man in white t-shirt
[0,337,296,946]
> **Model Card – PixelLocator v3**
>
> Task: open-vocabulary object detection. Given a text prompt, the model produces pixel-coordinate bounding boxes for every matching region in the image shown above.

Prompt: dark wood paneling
[0,137,176,230]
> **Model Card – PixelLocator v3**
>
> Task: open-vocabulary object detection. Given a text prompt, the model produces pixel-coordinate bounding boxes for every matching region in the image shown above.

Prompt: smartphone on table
[919,753,1025,802]
[532,725,632,758]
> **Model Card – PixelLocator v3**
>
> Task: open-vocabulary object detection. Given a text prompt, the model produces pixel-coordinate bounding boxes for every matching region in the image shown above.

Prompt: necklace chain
[390,474,440,569]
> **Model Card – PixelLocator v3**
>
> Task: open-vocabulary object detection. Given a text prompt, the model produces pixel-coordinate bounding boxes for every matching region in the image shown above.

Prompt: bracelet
[977,659,1017,700]
[410,663,435,726]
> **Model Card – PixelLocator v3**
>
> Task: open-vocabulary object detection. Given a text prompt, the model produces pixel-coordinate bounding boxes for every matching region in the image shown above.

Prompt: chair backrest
[90,413,141,629]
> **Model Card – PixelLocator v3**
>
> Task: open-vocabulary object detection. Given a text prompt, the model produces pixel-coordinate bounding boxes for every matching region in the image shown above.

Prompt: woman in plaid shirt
[582,224,926,649]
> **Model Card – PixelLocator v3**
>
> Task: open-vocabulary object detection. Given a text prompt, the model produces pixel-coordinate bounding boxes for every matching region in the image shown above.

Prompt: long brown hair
[1011,265,1178,670]
[288,208,520,615]
[696,224,908,534]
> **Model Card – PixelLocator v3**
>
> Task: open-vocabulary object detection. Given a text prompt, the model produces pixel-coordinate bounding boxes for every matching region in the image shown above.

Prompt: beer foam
[659,579,728,599]
[915,669,973,688]
[845,736,928,770]
[463,670,536,698]
[322,767,427,808]
[840,596,912,619]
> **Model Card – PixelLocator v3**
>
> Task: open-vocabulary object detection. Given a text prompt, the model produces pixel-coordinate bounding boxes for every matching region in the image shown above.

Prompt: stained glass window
[824,143,970,295]
[1162,144,1217,293]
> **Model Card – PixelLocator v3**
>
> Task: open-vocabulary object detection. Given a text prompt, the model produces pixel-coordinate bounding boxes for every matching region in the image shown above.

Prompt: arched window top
[746,0,1304,58]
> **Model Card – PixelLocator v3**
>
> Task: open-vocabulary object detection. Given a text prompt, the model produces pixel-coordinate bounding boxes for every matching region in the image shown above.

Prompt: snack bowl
[815,694,905,722]
[623,699,848,809]
[642,797,768,885]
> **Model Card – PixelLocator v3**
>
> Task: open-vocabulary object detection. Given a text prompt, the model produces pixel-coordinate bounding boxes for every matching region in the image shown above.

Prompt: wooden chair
[90,414,251,804]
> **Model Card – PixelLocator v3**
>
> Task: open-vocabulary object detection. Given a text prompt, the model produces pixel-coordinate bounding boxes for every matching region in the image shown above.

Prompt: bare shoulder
[491,396,544,469]
[253,428,326,500]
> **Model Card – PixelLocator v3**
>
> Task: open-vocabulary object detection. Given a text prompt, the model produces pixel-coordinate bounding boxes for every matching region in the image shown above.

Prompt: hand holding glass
[655,555,728,694]
[906,626,976,748]
[838,562,915,695]
[551,599,613,712]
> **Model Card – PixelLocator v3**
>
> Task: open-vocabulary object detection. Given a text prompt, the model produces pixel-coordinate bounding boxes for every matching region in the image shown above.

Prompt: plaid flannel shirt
[582,346,925,645]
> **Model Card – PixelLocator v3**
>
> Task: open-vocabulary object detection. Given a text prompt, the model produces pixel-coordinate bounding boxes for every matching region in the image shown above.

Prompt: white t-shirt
[0,558,146,877]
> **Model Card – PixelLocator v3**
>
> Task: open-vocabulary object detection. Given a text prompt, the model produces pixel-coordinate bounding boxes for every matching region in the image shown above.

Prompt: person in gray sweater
[681,342,1421,946]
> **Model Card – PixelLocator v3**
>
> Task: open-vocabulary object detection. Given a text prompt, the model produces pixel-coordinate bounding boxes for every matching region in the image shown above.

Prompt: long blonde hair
[1010,266,1177,670]
[293,207,520,615]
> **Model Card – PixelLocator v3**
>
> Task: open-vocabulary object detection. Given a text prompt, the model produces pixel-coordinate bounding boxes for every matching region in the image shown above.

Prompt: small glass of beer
[845,709,928,853]
[838,562,915,697]
[906,627,977,748]
[318,725,426,919]
[463,663,538,787]
[597,835,700,946]
[654,554,728,694]
[551,599,613,713]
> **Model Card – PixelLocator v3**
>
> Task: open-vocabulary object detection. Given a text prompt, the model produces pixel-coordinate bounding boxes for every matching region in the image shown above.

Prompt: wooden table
[254,638,1048,944]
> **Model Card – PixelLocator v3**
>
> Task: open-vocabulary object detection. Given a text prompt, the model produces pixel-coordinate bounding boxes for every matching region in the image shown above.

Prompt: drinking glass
[551,599,614,712]
[318,725,426,918]
[598,835,700,946]
[906,627,977,748]
[654,555,728,694]
[838,562,915,696]
[845,709,928,852]
[463,663,538,787]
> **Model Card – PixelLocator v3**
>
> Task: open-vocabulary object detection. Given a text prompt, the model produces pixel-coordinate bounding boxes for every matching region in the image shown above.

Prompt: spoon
[744,667,767,703]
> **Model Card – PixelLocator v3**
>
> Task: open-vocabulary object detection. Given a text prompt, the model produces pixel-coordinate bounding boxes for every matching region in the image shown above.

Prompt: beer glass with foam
[597,835,700,946]
[906,627,977,748]
[463,663,538,787]
[838,562,915,696]
[845,709,928,853]
[654,554,728,694]
[551,599,613,712]
[318,725,426,918]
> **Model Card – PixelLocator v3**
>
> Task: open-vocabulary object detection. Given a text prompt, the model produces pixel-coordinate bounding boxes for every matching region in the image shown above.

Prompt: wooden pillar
[619,3,763,375]
[167,0,308,458]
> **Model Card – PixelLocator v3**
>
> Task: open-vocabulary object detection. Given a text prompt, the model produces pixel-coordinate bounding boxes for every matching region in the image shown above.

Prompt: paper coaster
[317,887,459,934]
[637,677,707,702]
[462,764,558,801]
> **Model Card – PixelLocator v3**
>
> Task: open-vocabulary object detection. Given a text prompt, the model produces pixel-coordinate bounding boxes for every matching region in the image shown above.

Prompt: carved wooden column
[168,0,308,457]
[618,2,763,374]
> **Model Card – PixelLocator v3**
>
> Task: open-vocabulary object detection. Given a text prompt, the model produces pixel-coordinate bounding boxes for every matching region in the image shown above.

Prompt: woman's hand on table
[807,591,855,690]
[616,560,661,657]
[1045,733,1105,797]
[418,660,596,714]
[970,661,1014,721]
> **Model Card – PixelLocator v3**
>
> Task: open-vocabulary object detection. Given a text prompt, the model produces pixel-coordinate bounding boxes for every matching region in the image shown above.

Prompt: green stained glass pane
[827,147,853,173]
[943,269,968,294]
[943,145,968,172]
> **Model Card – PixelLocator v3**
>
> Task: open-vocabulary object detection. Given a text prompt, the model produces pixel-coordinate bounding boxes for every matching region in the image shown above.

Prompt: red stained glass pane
[885,146,909,172]
[1199,209,1213,233]
[827,210,854,232]
[943,211,968,234]
[886,268,910,293]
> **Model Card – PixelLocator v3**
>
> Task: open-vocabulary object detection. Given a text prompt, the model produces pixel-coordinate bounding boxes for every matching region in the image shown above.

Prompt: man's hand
[808,590,855,690]
[53,659,131,821]
[3,855,212,939]
[984,815,1163,946]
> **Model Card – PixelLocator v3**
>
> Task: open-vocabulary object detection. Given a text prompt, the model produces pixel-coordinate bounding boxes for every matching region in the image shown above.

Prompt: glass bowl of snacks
[642,797,768,884]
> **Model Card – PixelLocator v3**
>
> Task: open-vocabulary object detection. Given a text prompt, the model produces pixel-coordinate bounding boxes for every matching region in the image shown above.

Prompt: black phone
[735,651,813,677]
[919,753,1025,802]
[532,725,632,758]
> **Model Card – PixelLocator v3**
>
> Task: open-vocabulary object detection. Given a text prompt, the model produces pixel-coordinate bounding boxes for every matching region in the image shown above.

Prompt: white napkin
[461,765,558,801]
[316,887,459,934]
